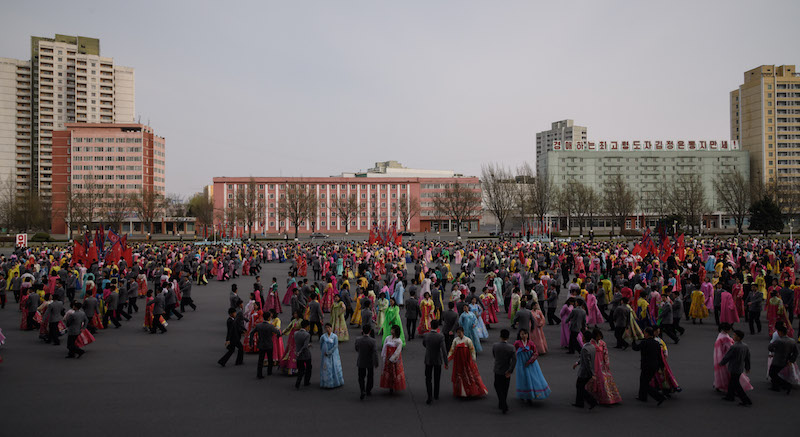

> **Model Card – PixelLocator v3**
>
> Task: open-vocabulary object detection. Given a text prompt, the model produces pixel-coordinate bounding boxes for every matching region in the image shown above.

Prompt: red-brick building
[211,175,481,235]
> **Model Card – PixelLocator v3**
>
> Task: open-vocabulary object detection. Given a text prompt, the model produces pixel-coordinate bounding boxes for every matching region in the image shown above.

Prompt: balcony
[16,133,31,140]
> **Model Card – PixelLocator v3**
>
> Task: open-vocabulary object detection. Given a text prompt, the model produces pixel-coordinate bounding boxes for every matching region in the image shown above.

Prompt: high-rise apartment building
[0,34,135,202]
[731,65,800,188]
[535,119,587,176]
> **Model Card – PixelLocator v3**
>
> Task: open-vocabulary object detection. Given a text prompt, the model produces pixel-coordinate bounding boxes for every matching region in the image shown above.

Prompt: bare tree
[714,170,750,234]
[431,182,481,237]
[396,193,421,232]
[0,172,17,233]
[237,177,264,238]
[514,163,534,232]
[670,174,707,235]
[277,183,318,238]
[131,188,165,234]
[101,188,132,234]
[554,185,574,236]
[529,174,554,231]
[481,163,515,234]
[603,174,637,235]
[641,175,673,220]
[332,193,360,233]
[187,187,215,229]
[570,181,600,236]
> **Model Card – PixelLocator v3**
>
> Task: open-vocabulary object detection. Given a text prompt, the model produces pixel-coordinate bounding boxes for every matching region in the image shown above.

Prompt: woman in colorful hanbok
[280,311,303,375]
[380,325,406,393]
[623,301,644,345]
[458,305,482,352]
[766,293,795,338]
[321,280,336,313]
[448,327,488,398]
[560,299,575,348]
[243,303,263,353]
[264,281,282,315]
[480,291,498,326]
[469,297,489,340]
[268,310,284,360]
[513,329,551,402]
[320,324,344,389]
[283,277,297,306]
[689,286,709,323]
[382,298,404,346]
[713,324,754,392]
[376,293,389,333]
[417,292,435,335]
[509,290,521,321]
[585,330,621,404]
[586,291,604,328]
[719,290,740,325]
[651,327,681,395]
[143,290,154,331]
[350,290,364,326]
[531,302,548,354]
[330,295,349,341]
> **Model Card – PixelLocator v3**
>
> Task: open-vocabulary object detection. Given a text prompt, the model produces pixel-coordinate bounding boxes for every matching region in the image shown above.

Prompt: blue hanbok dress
[514,340,551,400]
[320,332,344,388]
[458,310,482,352]
[469,303,489,339]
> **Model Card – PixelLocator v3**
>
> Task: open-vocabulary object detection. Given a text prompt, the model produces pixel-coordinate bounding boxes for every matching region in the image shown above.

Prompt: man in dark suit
[422,320,448,404]
[355,325,379,399]
[179,275,196,312]
[512,302,533,334]
[249,311,281,378]
[103,286,121,328]
[229,284,242,310]
[308,294,323,341]
[65,301,87,358]
[441,302,459,350]
[767,324,798,394]
[147,289,167,334]
[612,297,630,349]
[25,288,40,330]
[218,307,244,367]
[361,299,374,336]
[83,290,99,334]
[44,294,65,345]
[492,328,516,414]
[405,291,420,339]
[572,329,598,409]
[294,320,312,388]
[566,302,587,354]
[631,327,666,404]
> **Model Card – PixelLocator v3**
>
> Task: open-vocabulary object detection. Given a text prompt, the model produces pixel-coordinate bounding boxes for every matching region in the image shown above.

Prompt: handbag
[778,362,800,386]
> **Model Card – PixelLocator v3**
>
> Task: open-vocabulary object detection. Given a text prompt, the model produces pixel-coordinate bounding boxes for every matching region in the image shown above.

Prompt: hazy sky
[2,0,798,196]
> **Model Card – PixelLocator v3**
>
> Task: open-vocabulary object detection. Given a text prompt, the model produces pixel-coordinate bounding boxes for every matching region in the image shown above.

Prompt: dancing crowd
[1,235,799,412]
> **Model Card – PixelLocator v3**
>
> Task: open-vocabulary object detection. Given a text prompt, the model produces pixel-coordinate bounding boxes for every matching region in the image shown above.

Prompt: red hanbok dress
[586,339,622,404]
[380,337,406,391]
[448,336,487,398]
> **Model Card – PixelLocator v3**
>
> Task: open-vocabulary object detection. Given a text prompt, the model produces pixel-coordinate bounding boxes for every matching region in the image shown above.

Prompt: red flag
[675,234,685,262]
[87,246,99,265]
[73,241,86,265]
[105,242,122,265]
[123,246,133,267]
[368,222,377,245]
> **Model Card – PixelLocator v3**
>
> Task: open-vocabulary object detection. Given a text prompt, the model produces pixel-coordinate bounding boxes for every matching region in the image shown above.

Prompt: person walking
[422,320,448,404]
[355,325,379,400]
[405,290,420,340]
[492,328,516,414]
[566,301,587,354]
[64,301,87,359]
[719,329,752,406]
[295,320,312,389]
[308,295,324,342]
[147,289,167,334]
[767,324,798,394]
[572,329,598,409]
[320,323,344,389]
[613,298,630,349]
[218,308,244,367]
[44,294,65,345]
[631,327,666,405]
[249,311,280,378]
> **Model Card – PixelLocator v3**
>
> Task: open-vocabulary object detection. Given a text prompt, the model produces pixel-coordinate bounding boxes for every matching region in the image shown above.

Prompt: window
[319,184,326,189]
[371,185,376,189]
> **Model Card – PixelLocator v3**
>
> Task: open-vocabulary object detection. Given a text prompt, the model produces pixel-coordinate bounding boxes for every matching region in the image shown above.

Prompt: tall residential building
[535,119,587,176]
[51,123,166,235]
[0,34,135,202]
[731,65,800,188]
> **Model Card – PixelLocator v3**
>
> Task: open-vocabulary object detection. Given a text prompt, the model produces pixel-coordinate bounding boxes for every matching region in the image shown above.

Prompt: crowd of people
[1,234,799,412]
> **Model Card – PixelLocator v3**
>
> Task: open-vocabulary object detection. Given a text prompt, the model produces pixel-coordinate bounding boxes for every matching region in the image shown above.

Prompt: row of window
[420,183,480,189]
[73,165,142,171]
[72,183,142,190]
[72,156,142,162]
[73,146,142,153]
[73,137,142,144]
[73,174,142,180]
[227,183,409,190]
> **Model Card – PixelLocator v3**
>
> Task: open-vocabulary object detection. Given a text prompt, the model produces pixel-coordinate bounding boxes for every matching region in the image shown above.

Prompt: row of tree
[481,163,798,236]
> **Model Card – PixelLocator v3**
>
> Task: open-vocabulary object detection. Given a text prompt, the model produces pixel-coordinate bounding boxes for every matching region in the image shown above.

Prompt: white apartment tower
[0,34,135,200]
[535,119,587,176]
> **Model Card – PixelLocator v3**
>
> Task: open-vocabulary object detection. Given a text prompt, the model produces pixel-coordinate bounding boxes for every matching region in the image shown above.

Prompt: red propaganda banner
[73,241,86,265]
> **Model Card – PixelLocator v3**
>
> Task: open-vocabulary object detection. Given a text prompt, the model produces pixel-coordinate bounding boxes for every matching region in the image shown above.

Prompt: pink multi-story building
[52,123,166,234]
[212,168,480,235]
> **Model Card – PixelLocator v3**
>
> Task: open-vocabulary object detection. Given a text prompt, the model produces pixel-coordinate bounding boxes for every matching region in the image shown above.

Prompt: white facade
[0,35,135,200]
[535,120,587,176]
[339,160,459,178]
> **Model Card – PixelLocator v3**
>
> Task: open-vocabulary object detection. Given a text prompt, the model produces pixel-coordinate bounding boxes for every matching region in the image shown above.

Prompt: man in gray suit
[767,324,798,394]
[572,328,598,409]
[103,286,121,328]
[719,329,752,405]
[361,299,374,336]
[566,302,587,354]
[25,288,41,330]
[658,298,679,344]
[355,325,379,399]
[65,301,87,358]
[422,320,448,404]
[512,302,533,336]
[405,291,420,340]
[294,320,312,389]
[492,328,516,414]
[308,295,324,342]
[441,302,459,350]
[83,290,99,334]
[147,289,167,334]
[44,294,65,345]
[218,307,244,367]
[612,297,630,349]
[249,311,281,378]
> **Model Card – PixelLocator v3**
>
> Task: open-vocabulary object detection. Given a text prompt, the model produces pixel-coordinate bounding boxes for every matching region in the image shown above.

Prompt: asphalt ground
[0,261,796,437]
